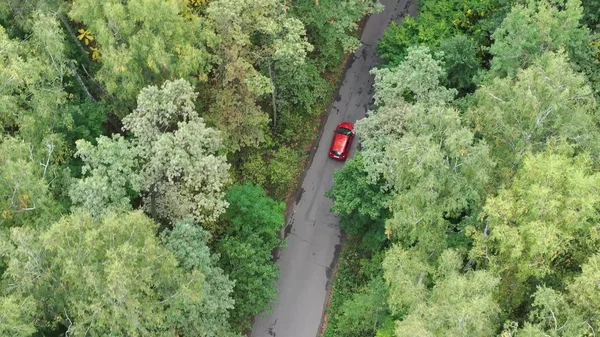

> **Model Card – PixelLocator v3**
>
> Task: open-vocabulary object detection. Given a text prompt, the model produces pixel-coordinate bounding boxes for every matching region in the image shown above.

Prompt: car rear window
[337,127,352,136]
[332,151,343,156]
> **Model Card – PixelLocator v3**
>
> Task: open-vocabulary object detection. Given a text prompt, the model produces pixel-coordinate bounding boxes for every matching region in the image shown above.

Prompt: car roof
[332,132,349,152]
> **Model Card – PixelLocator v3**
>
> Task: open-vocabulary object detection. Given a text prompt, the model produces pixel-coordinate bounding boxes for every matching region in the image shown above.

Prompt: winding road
[250,1,418,336]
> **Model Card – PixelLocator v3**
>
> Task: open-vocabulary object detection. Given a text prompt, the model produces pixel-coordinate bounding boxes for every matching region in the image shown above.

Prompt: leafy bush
[217,183,284,330]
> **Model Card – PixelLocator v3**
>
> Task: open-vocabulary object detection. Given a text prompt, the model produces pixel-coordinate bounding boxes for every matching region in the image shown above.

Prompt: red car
[329,122,355,161]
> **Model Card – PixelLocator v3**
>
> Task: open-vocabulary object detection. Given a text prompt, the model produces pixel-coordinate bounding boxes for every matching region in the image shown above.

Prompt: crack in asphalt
[289,232,310,244]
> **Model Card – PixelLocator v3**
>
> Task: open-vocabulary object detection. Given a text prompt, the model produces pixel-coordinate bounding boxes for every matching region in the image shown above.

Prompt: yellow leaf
[19,194,29,208]
[385,228,392,239]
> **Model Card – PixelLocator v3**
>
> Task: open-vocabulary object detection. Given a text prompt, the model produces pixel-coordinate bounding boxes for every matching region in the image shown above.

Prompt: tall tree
[384,248,500,337]
[0,137,61,229]
[0,294,37,337]
[71,79,231,229]
[467,51,599,181]
[437,35,481,95]
[568,252,600,330]
[0,0,64,31]
[487,0,599,89]
[288,0,383,71]
[370,46,456,108]
[205,0,313,151]
[326,153,391,251]
[357,46,457,185]
[161,220,238,337]
[217,182,284,329]
[384,103,492,256]
[68,0,213,110]
[0,210,209,336]
[0,14,70,148]
[469,141,600,316]
[68,134,141,218]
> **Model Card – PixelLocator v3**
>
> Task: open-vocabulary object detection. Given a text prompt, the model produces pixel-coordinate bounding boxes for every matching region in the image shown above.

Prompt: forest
[0,0,380,335]
[1,0,599,336]
[323,0,600,336]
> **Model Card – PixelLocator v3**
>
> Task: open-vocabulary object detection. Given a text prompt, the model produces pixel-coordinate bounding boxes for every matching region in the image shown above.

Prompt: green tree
[122,79,231,225]
[326,153,391,251]
[288,0,383,71]
[582,0,600,30]
[500,254,600,336]
[378,0,511,66]
[514,287,590,337]
[438,35,481,95]
[0,0,64,28]
[357,46,458,186]
[0,15,71,148]
[161,220,238,337]
[0,137,61,229]
[488,0,598,84]
[69,134,141,218]
[0,210,208,336]
[71,79,231,229]
[217,182,284,329]
[384,248,500,337]
[0,295,37,337]
[370,46,456,108]
[335,277,390,337]
[469,141,600,316]
[467,51,599,181]
[206,0,313,151]
[568,253,600,329]
[68,0,213,110]
[384,103,493,255]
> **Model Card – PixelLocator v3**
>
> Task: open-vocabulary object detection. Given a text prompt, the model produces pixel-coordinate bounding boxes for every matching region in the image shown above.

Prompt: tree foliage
[488,0,598,84]
[469,141,600,315]
[384,103,493,256]
[327,153,391,247]
[161,220,238,337]
[438,35,480,95]
[0,15,70,147]
[289,0,383,71]
[68,0,213,109]
[329,1,600,337]
[217,183,284,330]
[370,46,456,108]
[384,248,500,337]
[205,0,313,151]
[71,79,230,228]
[378,0,512,65]
[0,137,61,229]
[0,210,215,336]
[467,51,599,181]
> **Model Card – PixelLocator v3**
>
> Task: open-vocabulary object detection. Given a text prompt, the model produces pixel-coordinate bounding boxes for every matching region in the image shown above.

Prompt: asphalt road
[250,1,418,336]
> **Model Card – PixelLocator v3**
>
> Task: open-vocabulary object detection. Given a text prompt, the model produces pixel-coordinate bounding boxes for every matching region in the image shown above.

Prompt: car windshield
[337,127,352,136]
[332,151,343,156]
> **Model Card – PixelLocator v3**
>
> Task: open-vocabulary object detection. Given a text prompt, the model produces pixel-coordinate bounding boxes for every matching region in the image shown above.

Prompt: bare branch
[587,321,596,337]
[40,142,54,178]
[487,91,507,103]
[550,309,558,331]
